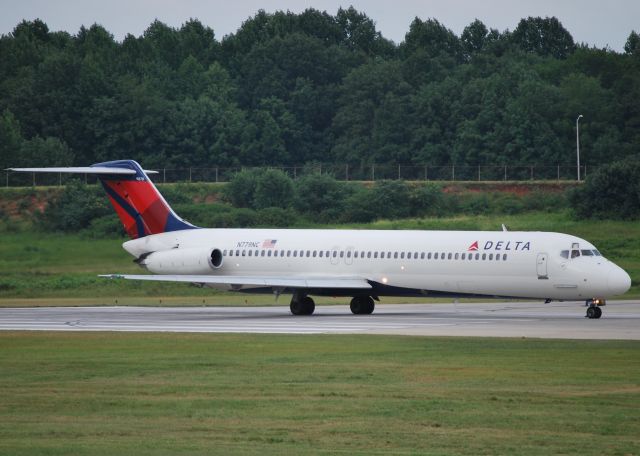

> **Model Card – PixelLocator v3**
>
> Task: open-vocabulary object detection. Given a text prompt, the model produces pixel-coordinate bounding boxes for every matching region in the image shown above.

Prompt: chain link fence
[4,164,591,187]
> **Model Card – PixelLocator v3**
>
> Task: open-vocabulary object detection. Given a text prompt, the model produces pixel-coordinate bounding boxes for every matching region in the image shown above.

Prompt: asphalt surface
[0,300,638,339]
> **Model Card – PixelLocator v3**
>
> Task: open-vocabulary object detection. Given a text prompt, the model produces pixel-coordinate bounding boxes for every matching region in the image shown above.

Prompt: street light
[576,114,583,181]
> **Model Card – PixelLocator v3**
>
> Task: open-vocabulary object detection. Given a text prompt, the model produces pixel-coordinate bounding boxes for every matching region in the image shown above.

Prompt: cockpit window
[593,250,602,256]
[571,250,580,258]
[581,250,594,256]
[560,250,569,259]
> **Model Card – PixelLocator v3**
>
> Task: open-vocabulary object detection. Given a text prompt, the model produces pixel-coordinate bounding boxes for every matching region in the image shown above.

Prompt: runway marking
[0,301,638,339]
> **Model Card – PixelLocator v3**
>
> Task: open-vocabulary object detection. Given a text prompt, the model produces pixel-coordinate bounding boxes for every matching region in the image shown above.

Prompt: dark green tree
[511,16,575,58]
[570,157,640,220]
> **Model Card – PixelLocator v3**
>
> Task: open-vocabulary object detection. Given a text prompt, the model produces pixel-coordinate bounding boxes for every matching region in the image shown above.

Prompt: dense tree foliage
[570,156,640,220]
[1,12,639,171]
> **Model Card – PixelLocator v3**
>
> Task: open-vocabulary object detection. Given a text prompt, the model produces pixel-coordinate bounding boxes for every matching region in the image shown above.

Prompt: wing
[100,274,372,290]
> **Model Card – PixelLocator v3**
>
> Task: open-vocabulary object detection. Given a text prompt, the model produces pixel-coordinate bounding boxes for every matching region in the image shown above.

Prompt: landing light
[382,277,388,284]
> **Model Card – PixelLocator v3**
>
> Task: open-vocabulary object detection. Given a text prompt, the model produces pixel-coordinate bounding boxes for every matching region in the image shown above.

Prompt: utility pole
[576,114,583,181]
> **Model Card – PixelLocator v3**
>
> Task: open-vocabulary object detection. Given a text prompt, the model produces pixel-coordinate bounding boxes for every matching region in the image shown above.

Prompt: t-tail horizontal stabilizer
[7,160,197,239]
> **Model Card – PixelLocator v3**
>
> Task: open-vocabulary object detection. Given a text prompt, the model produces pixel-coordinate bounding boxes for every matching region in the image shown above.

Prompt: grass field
[1,211,638,302]
[0,332,639,455]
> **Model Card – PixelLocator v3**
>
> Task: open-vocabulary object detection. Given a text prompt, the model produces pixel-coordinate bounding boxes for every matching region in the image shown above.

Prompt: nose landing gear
[585,299,604,319]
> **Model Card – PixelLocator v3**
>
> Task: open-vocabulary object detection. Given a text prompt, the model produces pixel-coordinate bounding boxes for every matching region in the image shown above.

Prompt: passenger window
[223,250,227,255]
[448,253,452,260]
[421,252,425,259]
[313,251,317,257]
[293,251,297,257]
[267,251,272,257]
[319,251,323,258]
[229,250,233,257]
[475,253,479,260]
[347,251,351,258]
[248,250,252,256]
[434,253,438,260]
[306,251,310,257]
[367,252,372,258]
[374,252,378,259]
[340,251,344,258]
[455,253,459,260]
[489,253,493,260]
[482,254,486,260]
[400,252,405,259]
[236,250,240,256]
[441,252,445,259]
[560,250,569,259]
[428,253,432,260]
[261,250,265,257]
[461,253,465,260]
[287,250,291,257]
[503,254,507,261]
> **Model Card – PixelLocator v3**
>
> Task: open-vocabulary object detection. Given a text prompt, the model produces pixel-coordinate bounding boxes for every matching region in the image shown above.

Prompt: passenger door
[536,253,548,279]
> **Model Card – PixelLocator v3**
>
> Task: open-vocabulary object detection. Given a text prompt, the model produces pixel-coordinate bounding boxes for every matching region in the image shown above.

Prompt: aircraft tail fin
[7,160,198,239]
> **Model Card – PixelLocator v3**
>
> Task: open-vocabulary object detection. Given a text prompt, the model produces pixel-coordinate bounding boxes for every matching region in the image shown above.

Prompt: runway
[0,300,638,339]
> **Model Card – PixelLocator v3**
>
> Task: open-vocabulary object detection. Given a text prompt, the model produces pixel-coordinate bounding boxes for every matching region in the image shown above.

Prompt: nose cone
[608,266,632,295]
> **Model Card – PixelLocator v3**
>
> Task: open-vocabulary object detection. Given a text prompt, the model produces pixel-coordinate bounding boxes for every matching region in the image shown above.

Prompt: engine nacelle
[140,247,223,274]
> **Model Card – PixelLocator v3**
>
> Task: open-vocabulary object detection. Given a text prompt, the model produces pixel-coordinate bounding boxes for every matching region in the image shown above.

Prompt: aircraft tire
[364,296,375,314]
[350,297,363,314]
[350,296,374,315]
[301,296,315,315]
[594,306,602,319]
[586,306,596,319]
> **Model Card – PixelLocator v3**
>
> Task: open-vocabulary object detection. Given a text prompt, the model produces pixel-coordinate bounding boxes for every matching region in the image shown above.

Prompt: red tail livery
[94,160,197,239]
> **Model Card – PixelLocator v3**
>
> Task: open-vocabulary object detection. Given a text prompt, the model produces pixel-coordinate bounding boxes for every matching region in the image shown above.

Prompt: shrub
[294,173,348,222]
[39,180,111,232]
[81,215,125,238]
[570,156,640,220]
[223,168,262,208]
[224,168,294,209]
[253,169,295,209]
[256,207,298,227]
[410,183,447,216]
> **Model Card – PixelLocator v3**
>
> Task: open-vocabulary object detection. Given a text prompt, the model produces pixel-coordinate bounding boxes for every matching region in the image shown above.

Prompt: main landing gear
[289,294,377,316]
[290,293,315,316]
[350,296,375,315]
[585,299,604,319]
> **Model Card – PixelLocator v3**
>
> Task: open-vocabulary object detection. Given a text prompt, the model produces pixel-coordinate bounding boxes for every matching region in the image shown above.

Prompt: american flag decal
[262,239,278,248]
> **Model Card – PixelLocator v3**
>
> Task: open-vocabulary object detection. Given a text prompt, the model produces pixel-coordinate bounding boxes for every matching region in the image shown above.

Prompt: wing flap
[100,274,371,289]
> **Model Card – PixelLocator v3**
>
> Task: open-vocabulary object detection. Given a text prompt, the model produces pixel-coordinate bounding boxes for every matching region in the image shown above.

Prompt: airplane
[8,159,631,319]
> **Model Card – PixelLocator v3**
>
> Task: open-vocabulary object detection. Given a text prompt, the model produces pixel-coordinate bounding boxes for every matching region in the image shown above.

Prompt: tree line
[1,8,639,171]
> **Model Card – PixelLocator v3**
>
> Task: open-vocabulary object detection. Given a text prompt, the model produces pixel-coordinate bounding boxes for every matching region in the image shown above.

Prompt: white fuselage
[122,228,631,300]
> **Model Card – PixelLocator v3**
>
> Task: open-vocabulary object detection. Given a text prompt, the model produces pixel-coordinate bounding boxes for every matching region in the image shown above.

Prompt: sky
[0,0,638,52]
